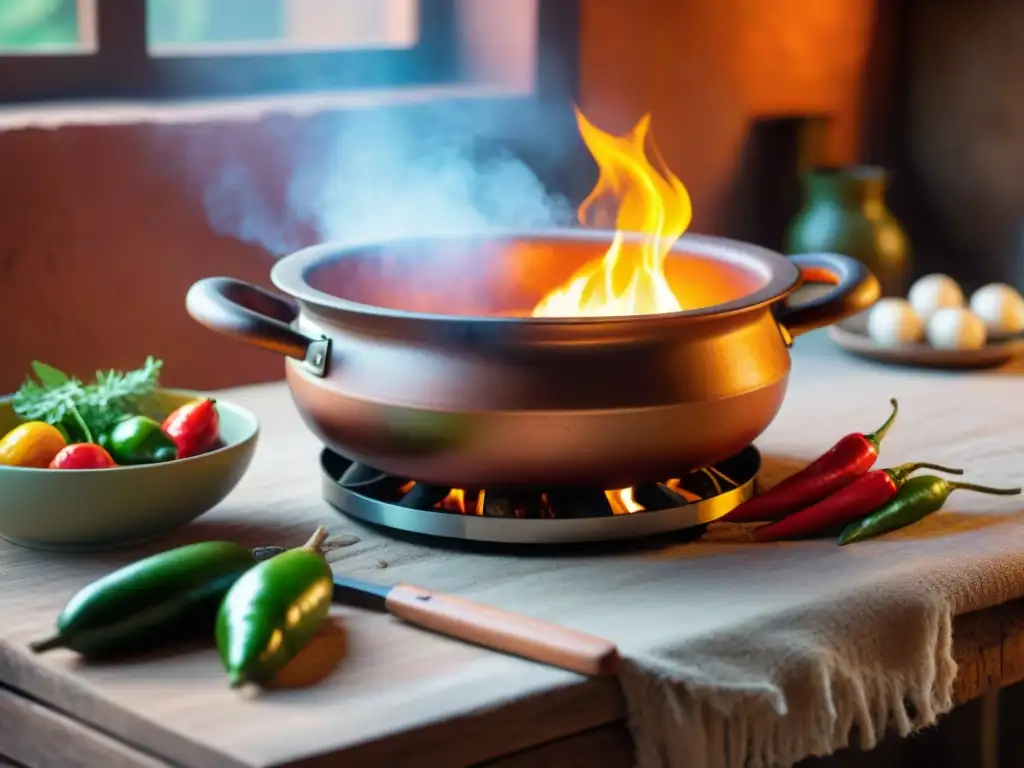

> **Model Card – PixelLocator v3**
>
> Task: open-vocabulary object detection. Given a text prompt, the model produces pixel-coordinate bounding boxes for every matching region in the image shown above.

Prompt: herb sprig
[12,358,163,442]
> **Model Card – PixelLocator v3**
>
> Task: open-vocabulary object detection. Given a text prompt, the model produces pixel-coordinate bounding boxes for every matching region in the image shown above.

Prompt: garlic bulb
[926,307,987,350]
[908,274,964,321]
[968,283,1024,338]
[866,298,924,347]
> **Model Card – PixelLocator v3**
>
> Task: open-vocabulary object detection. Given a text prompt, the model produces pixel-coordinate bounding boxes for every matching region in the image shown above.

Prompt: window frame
[0,0,461,103]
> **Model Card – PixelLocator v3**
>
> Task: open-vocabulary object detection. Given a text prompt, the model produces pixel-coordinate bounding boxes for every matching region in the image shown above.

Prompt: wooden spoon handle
[385,583,620,676]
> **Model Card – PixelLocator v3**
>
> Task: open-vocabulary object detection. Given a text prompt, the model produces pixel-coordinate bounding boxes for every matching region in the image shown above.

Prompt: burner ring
[320,447,760,544]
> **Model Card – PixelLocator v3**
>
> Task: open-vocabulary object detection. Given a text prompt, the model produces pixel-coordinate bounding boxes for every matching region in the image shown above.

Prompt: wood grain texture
[0,686,169,768]
[0,332,1023,767]
[480,723,635,768]
[3,606,1021,768]
[953,608,1008,703]
[952,602,1024,703]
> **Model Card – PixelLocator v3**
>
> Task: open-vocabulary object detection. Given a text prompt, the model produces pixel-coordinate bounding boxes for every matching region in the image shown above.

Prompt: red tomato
[49,443,118,470]
[162,398,221,459]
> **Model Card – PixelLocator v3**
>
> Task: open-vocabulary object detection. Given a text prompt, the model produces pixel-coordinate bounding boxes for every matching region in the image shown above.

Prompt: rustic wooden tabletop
[1,330,1023,768]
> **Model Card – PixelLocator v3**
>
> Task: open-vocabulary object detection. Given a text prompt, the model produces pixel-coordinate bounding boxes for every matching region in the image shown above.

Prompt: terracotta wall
[0,0,879,393]
[578,0,878,235]
[0,120,287,393]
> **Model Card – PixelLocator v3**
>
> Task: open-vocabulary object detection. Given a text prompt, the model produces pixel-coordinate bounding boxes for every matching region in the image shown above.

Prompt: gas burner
[321,447,760,544]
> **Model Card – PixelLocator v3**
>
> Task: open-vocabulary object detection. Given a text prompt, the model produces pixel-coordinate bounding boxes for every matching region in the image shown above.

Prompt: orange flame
[438,488,467,514]
[532,108,693,318]
[606,488,644,515]
[417,486,650,516]
[665,479,702,503]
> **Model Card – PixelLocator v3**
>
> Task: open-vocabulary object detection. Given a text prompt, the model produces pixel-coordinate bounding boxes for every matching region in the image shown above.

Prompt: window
[0,0,96,53]
[0,0,459,102]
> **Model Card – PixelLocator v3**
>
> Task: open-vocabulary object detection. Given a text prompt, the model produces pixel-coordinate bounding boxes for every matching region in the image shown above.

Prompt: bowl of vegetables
[0,358,259,551]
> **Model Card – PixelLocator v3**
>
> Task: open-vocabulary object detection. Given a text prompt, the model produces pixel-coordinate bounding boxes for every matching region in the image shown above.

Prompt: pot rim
[270,228,802,325]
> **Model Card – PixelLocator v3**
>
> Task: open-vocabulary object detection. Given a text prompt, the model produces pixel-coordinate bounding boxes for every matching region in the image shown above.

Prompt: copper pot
[187,230,878,488]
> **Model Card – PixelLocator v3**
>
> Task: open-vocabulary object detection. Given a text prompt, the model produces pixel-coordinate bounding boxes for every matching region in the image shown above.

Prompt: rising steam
[200,103,575,255]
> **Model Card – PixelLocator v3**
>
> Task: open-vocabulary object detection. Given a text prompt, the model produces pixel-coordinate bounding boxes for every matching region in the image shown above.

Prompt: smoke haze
[200,104,576,256]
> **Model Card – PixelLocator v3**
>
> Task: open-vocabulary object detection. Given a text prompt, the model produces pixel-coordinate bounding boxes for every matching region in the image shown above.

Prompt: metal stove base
[320,447,760,545]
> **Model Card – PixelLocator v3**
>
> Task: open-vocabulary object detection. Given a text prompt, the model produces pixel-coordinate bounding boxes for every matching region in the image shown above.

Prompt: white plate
[829,313,1022,370]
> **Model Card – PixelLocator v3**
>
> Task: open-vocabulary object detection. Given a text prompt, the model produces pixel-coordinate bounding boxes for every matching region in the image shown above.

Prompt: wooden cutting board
[0,383,625,768]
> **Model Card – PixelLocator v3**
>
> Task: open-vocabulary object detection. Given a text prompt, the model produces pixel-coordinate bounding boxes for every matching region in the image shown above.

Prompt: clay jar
[786,166,911,297]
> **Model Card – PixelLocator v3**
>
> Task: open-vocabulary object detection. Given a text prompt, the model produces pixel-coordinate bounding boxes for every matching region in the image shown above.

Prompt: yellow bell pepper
[0,422,67,468]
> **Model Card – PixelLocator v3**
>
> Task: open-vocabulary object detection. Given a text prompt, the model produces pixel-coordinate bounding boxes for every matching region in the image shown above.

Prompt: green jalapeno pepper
[108,415,178,465]
[216,526,334,688]
[30,541,259,658]
[839,475,1021,545]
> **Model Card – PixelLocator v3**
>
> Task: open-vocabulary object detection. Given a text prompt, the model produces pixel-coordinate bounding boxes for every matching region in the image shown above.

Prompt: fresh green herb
[12,358,163,442]
[31,361,70,389]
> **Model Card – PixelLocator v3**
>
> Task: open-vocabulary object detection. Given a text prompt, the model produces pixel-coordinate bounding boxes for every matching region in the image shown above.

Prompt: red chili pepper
[49,443,118,470]
[162,398,220,459]
[752,461,962,541]
[723,398,899,523]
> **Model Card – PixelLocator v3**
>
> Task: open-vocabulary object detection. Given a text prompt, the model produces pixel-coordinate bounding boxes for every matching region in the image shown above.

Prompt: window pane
[0,0,96,53]
[147,0,419,56]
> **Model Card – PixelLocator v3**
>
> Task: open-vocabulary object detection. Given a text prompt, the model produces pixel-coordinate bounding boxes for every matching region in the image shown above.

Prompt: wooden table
[2,331,1024,768]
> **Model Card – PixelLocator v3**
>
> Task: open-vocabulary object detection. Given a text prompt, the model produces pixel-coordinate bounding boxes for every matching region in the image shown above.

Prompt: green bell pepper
[108,415,178,465]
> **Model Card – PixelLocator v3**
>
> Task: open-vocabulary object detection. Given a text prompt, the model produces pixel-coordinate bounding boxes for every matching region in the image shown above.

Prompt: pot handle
[775,253,880,341]
[186,277,332,377]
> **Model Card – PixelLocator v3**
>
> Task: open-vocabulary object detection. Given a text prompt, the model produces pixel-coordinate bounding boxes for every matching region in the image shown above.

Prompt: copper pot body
[187,230,878,488]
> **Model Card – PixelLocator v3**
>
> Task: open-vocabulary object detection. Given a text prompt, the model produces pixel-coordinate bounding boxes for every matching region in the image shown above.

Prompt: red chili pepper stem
[863,398,899,451]
[722,398,902,523]
[887,462,963,482]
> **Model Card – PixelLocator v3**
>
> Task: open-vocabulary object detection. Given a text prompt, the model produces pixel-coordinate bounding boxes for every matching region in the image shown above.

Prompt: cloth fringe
[618,598,956,768]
